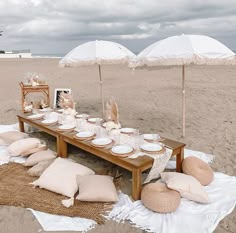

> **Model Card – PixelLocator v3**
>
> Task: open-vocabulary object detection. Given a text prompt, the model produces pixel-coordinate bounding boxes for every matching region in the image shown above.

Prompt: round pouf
[141,183,181,213]
[182,156,214,186]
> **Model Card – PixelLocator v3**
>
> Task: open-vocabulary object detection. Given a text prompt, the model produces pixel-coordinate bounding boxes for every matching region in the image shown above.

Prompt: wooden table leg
[132,169,142,200]
[59,136,68,158]
[18,118,25,132]
[176,147,184,172]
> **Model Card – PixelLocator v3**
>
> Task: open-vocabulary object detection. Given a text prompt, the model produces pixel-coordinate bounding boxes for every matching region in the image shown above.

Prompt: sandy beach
[0,58,235,232]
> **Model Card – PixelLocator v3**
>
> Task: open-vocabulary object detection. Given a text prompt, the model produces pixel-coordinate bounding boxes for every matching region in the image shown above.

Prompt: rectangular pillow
[7,138,41,157]
[32,157,95,198]
[161,172,209,203]
[27,159,55,177]
[0,131,28,146]
[24,149,57,166]
[76,175,118,202]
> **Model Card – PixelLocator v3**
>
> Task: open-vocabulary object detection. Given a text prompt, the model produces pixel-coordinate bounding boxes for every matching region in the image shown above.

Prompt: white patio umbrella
[130,34,235,137]
[59,40,135,114]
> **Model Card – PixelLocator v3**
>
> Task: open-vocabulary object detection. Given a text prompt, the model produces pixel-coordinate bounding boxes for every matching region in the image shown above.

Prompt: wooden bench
[17,113,185,200]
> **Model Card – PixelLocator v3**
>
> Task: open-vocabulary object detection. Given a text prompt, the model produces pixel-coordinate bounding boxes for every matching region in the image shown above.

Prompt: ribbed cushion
[182,156,214,186]
[141,183,180,213]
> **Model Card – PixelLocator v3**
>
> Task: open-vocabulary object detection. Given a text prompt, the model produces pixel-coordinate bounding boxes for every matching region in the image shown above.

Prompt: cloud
[0,0,236,53]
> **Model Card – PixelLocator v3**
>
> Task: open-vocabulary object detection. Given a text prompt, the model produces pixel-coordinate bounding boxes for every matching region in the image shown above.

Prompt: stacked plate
[120,128,135,134]
[76,113,89,119]
[143,134,161,142]
[91,138,113,147]
[27,114,44,120]
[88,118,103,124]
[57,109,64,113]
[140,143,164,154]
[74,131,95,140]
[56,124,75,131]
[41,119,58,125]
[110,144,134,157]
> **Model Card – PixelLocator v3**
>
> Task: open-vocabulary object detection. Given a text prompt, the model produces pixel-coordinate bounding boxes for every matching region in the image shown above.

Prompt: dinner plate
[27,114,44,120]
[120,128,135,134]
[39,108,51,112]
[41,119,58,125]
[140,143,163,153]
[75,131,95,138]
[57,109,64,113]
[111,145,133,155]
[76,113,89,119]
[143,134,161,141]
[88,117,103,124]
[91,138,112,147]
[57,124,75,131]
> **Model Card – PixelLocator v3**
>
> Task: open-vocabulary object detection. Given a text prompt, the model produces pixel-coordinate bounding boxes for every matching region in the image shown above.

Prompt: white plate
[39,108,51,112]
[111,145,133,154]
[88,118,103,123]
[57,109,64,113]
[143,134,160,140]
[27,114,44,119]
[75,131,94,138]
[58,124,75,130]
[91,138,112,146]
[41,119,57,124]
[120,128,135,134]
[76,113,89,119]
[141,143,163,152]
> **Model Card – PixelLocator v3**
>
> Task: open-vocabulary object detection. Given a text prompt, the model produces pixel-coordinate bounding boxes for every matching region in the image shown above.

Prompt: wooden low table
[17,113,185,200]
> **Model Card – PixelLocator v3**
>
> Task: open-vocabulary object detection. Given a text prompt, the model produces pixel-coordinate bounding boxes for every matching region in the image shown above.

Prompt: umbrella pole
[182,65,186,137]
[98,64,105,115]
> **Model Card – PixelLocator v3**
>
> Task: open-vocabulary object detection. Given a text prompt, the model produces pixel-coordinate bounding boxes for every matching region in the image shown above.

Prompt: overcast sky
[0,0,236,55]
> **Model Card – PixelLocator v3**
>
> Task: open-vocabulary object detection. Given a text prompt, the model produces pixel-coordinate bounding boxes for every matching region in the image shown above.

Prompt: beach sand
[0,58,235,232]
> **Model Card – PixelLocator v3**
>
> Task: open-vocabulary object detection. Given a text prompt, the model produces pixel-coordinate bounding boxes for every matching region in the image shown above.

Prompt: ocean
[32,53,65,58]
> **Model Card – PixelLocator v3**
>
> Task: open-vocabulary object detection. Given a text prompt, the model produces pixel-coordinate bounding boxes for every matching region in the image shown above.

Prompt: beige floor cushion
[7,138,43,157]
[182,156,214,186]
[0,131,28,146]
[141,183,181,213]
[32,157,95,198]
[161,172,209,203]
[27,159,55,177]
[24,149,57,166]
[76,175,118,202]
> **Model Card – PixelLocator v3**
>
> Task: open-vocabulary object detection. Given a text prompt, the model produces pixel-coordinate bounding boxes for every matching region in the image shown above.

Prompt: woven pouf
[141,183,181,213]
[182,156,214,186]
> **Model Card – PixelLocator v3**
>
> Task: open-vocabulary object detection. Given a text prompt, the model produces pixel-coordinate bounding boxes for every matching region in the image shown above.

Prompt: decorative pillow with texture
[141,183,181,213]
[182,156,214,186]
[27,159,55,177]
[7,138,42,157]
[76,175,118,202]
[24,149,57,166]
[161,172,209,203]
[0,131,28,146]
[32,157,95,198]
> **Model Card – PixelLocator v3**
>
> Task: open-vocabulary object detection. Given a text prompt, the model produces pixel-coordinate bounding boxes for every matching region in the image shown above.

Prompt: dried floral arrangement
[104,97,121,130]
[23,72,46,86]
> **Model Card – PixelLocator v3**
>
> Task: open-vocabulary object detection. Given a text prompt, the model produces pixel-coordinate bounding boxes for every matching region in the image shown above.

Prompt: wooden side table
[19,82,50,113]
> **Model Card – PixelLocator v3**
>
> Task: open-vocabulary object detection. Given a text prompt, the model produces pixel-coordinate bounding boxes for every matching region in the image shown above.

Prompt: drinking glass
[95,118,102,138]
[112,129,120,145]
[152,134,160,143]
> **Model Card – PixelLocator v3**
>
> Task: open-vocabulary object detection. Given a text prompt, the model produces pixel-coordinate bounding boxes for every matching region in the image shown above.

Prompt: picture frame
[53,88,72,108]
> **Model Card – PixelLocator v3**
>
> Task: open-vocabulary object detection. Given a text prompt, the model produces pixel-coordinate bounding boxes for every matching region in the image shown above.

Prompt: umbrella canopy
[59,40,135,113]
[131,34,235,136]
